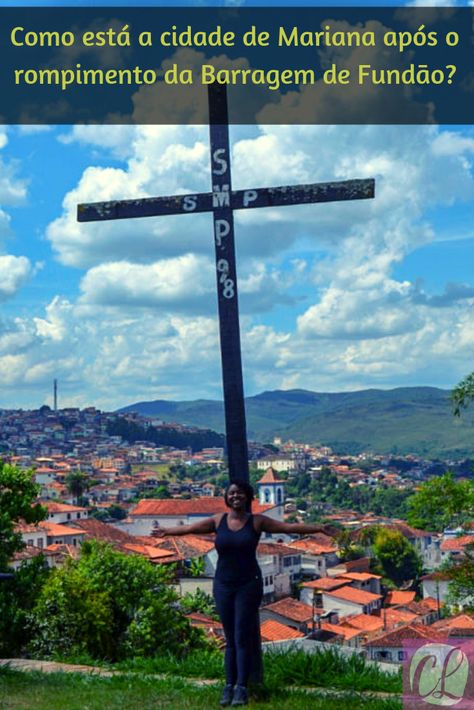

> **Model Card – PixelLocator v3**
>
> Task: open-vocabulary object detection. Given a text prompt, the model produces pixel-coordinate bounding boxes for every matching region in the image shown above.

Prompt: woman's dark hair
[224,480,255,507]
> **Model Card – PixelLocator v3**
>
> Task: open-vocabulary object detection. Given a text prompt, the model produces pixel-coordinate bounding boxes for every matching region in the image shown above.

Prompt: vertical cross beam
[209,85,249,485]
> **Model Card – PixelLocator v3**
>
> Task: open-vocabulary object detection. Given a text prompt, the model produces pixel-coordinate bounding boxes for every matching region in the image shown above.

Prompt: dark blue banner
[0,7,472,123]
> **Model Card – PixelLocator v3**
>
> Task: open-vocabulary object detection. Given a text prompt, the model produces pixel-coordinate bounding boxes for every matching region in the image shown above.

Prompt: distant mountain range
[118,387,474,458]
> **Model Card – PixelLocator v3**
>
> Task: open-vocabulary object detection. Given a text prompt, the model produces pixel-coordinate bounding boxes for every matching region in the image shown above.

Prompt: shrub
[29,540,207,661]
[0,556,50,657]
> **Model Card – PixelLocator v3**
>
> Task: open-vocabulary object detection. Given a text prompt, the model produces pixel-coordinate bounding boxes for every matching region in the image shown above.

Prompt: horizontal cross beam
[77,178,374,222]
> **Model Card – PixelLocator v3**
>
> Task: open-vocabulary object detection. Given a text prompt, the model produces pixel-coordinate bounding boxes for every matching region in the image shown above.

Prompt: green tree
[336,530,365,562]
[444,543,474,610]
[452,372,474,417]
[88,508,109,522]
[406,473,474,532]
[169,463,187,482]
[180,588,218,619]
[0,555,50,656]
[0,462,46,571]
[65,471,90,504]
[88,505,127,522]
[29,540,205,661]
[249,466,261,489]
[154,485,171,499]
[372,528,422,587]
[185,557,206,578]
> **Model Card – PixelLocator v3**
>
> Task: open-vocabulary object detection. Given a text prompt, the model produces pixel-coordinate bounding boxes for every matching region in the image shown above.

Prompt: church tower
[257,467,285,507]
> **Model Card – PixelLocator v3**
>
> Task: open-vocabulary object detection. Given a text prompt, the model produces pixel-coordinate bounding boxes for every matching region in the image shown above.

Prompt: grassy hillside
[118,387,474,458]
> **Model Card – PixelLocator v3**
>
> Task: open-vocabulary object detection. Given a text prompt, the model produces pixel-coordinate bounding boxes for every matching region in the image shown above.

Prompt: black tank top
[215,513,261,583]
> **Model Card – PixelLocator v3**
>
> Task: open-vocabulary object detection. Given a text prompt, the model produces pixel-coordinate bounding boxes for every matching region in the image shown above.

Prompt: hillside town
[3,404,474,665]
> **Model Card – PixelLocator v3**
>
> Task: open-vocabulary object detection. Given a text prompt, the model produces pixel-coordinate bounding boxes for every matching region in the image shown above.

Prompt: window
[277,488,283,503]
[37,538,43,548]
[77,513,81,519]
[264,488,271,503]
[398,651,406,661]
[27,539,33,546]
[67,513,71,520]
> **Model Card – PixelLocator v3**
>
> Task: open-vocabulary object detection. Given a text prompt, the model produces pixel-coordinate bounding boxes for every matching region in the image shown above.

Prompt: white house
[421,571,451,605]
[44,502,89,525]
[260,597,313,634]
[322,585,382,617]
[16,522,47,550]
[287,534,339,577]
[365,625,445,664]
[256,457,296,474]
[120,497,280,536]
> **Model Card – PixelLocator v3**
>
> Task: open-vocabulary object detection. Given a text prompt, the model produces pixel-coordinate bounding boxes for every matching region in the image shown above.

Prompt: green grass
[0,668,402,710]
[116,647,402,695]
[131,463,171,477]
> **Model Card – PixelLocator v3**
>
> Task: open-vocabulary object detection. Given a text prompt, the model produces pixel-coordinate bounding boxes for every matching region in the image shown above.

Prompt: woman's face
[226,484,247,511]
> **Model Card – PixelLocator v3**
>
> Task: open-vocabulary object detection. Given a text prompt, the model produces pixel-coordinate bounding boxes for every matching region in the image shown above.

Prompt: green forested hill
[118,387,474,457]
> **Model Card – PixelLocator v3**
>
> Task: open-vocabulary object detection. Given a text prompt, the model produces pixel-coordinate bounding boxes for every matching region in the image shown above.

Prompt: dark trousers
[213,574,263,687]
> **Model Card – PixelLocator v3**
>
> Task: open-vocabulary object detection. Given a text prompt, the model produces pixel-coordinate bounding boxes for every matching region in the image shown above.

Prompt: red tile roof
[320,622,361,641]
[420,597,442,612]
[151,534,215,560]
[12,544,44,562]
[379,607,419,627]
[340,572,381,582]
[257,542,300,556]
[324,586,382,605]
[40,522,86,537]
[432,614,474,631]
[257,468,286,484]
[263,597,313,623]
[14,522,44,534]
[45,543,80,560]
[405,600,439,617]
[289,534,337,555]
[122,543,175,560]
[260,619,305,642]
[131,498,273,516]
[185,612,223,633]
[365,624,446,648]
[440,535,474,552]
[344,614,384,633]
[385,591,416,606]
[44,502,87,513]
[301,577,347,591]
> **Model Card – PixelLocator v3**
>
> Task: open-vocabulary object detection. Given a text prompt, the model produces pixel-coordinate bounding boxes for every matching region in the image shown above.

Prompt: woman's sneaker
[231,685,248,706]
[219,684,234,707]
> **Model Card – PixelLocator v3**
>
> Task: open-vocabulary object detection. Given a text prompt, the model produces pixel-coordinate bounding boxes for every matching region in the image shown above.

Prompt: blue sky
[0,3,473,410]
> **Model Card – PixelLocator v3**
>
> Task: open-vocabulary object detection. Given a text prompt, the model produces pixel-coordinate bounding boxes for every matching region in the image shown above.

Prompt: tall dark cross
[78,84,375,484]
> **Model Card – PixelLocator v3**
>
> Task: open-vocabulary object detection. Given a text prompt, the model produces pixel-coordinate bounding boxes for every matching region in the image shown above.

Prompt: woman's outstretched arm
[256,515,331,536]
[154,516,217,537]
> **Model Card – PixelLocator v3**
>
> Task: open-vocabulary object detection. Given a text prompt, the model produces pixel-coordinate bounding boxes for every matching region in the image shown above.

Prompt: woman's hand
[151,524,167,538]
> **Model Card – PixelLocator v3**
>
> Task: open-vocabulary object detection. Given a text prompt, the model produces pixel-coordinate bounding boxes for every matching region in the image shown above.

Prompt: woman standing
[158,480,330,707]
